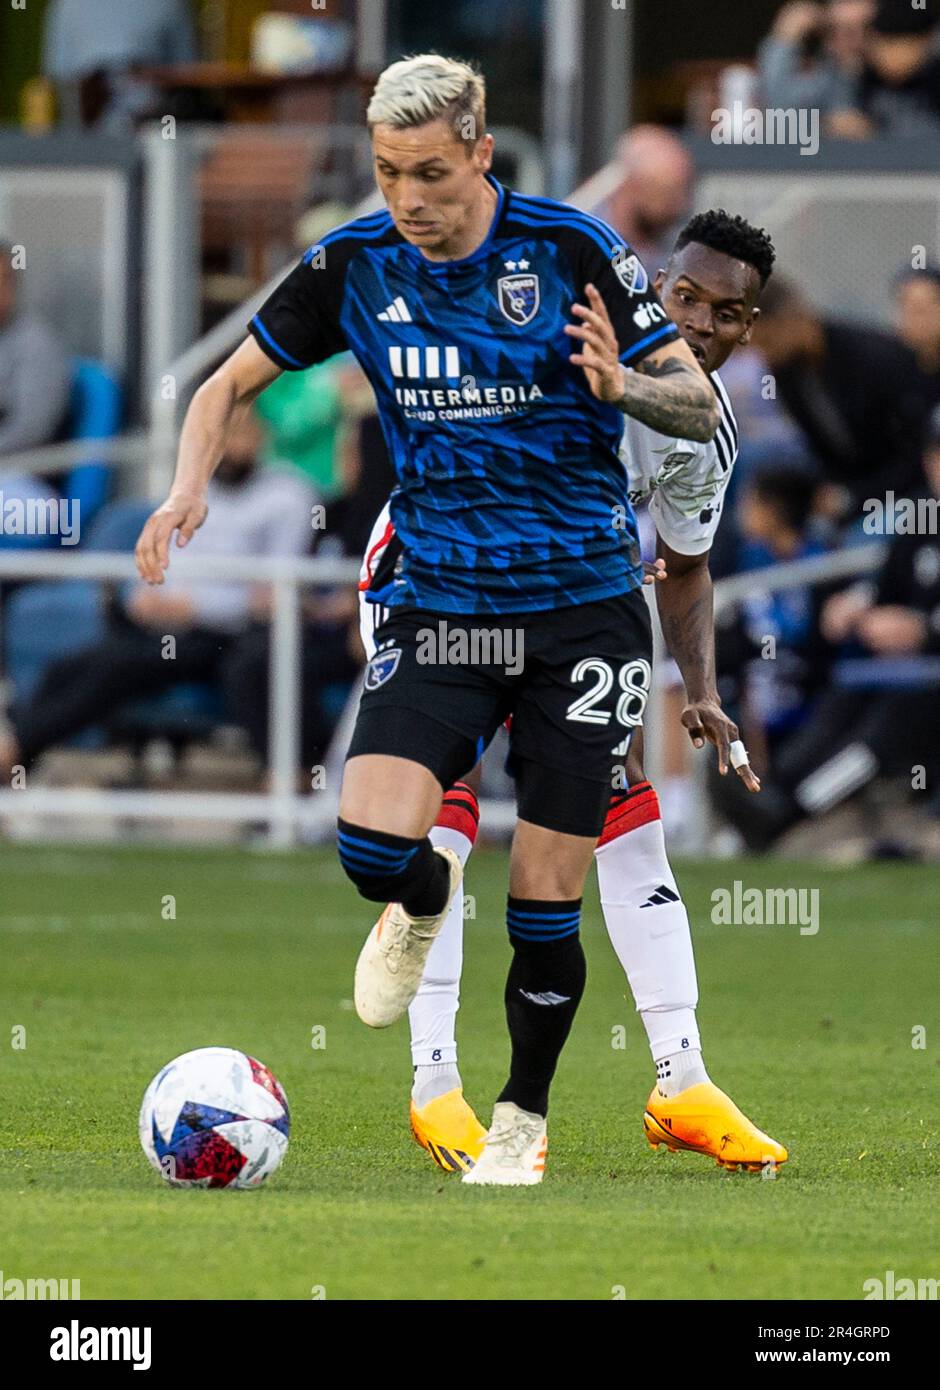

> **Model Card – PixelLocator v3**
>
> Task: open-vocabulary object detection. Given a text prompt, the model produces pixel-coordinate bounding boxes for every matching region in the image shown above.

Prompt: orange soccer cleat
[644,1080,788,1173]
[410,1087,487,1174]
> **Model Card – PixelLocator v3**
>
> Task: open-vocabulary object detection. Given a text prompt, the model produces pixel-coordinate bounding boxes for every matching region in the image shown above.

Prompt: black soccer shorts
[345,588,652,837]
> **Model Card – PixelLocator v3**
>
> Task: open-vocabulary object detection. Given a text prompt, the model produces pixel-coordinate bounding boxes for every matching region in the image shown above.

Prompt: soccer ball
[139,1046,290,1189]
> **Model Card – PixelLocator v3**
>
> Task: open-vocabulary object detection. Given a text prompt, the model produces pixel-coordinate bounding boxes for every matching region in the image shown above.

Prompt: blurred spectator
[894,264,940,411]
[250,207,364,497]
[758,1,873,116]
[751,275,927,523]
[710,344,818,578]
[0,241,74,551]
[591,126,694,273]
[723,407,940,849]
[0,412,315,777]
[0,244,72,459]
[718,346,812,452]
[852,0,940,138]
[42,0,197,131]
[255,360,344,496]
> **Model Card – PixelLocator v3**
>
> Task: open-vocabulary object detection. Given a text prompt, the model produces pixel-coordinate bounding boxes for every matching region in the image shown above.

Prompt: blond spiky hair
[367,54,486,144]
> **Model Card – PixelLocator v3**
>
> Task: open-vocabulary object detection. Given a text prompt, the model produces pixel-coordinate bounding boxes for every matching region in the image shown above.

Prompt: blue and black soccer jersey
[249,176,679,615]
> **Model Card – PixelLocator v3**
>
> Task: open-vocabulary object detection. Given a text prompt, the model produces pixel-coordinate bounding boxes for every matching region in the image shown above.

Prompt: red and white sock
[410,782,479,1105]
[595,781,709,1098]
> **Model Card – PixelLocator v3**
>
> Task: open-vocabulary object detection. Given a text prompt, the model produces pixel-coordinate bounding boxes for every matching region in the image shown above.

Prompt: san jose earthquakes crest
[364,647,401,691]
[497,272,540,326]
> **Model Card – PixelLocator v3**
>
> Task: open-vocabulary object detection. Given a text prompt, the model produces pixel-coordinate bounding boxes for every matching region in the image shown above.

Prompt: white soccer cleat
[461,1102,547,1186]
[354,846,462,1028]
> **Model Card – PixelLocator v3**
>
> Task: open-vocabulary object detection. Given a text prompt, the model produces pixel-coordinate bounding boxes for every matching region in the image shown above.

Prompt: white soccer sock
[653,1046,709,1098]
[595,812,709,1096]
[411,1061,462,1109]
[408,824,472,1077]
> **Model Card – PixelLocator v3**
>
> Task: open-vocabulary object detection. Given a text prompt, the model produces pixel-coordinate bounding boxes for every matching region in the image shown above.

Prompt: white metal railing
[712,542,886,617]
[0,542,889,849]
[0,433,152,479]
[0,549,358,848]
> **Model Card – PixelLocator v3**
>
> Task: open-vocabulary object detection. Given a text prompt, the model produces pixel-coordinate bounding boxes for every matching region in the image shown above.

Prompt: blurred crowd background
[1,0,939,859]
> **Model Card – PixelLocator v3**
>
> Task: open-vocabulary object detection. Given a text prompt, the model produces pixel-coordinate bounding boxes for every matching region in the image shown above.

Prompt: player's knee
[511,864,585,901]
[596,780,661,850]
[510,837,590,899]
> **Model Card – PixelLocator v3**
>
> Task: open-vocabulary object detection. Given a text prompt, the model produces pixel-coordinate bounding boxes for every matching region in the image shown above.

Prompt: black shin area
[498,900,587,1117]
[336,819,451,916]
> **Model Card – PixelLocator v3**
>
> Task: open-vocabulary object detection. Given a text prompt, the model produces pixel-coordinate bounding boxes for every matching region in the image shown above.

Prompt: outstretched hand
[135,493,208,585]
[565,283,625,403]
[682,698,761,792]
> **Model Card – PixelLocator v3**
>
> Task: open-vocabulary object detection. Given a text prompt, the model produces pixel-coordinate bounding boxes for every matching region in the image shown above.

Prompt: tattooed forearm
[656,561,718,701]
[617,357,719,442]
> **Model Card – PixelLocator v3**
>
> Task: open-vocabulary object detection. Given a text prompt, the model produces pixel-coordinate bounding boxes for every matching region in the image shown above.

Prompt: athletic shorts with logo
[350,561,651,837]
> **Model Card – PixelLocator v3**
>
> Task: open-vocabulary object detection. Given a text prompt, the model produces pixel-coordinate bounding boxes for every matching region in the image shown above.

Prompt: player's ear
[739,307,758,346]
[653,269,666,296]
[472,131,494,173]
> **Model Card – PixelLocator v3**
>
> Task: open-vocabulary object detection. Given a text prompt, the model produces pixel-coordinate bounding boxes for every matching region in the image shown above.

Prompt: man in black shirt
[857,0,940,138]
[752,275,927,522]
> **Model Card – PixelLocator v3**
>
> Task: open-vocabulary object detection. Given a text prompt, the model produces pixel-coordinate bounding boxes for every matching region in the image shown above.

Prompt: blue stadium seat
[322,680,353,723]
[3,499,153,707]
[65,359,123,536]
[4,497,223,756]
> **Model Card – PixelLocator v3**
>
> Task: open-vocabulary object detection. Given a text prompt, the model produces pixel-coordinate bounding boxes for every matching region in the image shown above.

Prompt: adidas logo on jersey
[639,884,680,908]
[377,297,413,323]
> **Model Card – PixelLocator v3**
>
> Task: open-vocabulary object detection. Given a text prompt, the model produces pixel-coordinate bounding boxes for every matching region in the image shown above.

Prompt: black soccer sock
[497,898,587,1118]
[336,819,451,916]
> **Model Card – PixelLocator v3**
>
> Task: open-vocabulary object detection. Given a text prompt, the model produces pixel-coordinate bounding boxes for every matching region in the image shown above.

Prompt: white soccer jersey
[358,508,395,659]
[358,371,738,657]
[618,369,738,556]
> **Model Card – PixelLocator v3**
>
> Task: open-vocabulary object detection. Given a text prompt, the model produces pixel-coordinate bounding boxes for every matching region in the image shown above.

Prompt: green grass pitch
[1,840,937,1301]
